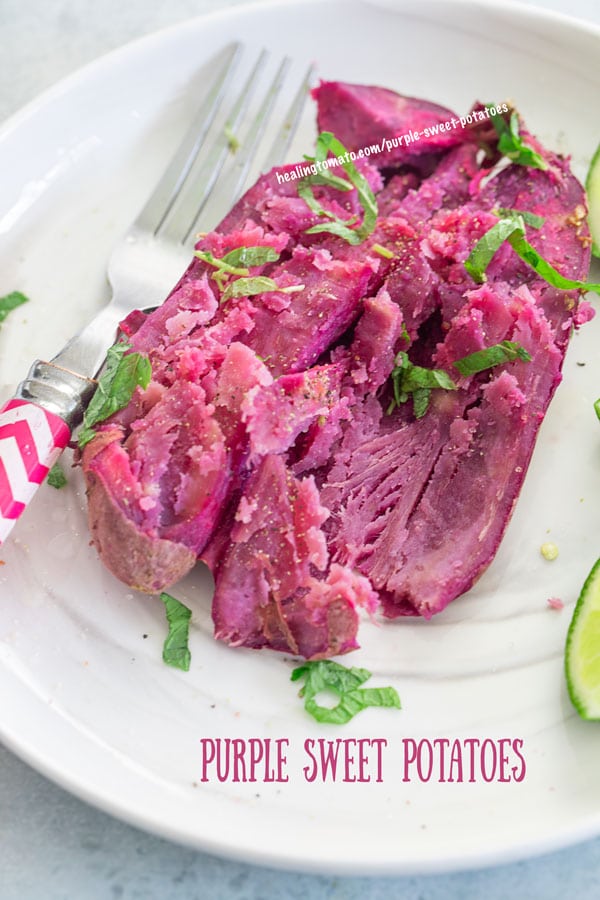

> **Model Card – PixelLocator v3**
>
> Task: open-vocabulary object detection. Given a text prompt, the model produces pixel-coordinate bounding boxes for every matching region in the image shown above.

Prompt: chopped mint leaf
[219,275,303,304]
[387,351,456,418]
[0,290,29,324]
[297,181,361,244]
[220,275,278,304]
[495,208,545,229]
[453,340,532,376]
[372,242,395,259]
[301,169,353,193]
[304,213,363,244]
[464,215,525,283]
[224,124,240,153]
[386,340,532,417]
[291,659,400,725]
[194,249,249,289]
[195,246,280,290]
[490,109,548,170]
[159,592,192,671]
[508,232,600,295]
[303,138,354,194]
[411,387,432,419]
[47,462,67,489]
[78,343,151,448]
[317,132,378,239]
[465,211,600,295]
[299,131,378,245]
[221,246,280,268]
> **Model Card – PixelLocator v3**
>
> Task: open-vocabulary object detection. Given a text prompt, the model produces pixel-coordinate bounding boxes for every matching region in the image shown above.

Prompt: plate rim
[2,0,600,876]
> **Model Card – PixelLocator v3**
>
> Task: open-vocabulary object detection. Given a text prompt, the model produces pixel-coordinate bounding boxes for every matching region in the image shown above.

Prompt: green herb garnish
[387,340,532,417]
[453,340,532,376]
[0,290,29,324]
[464,215,525,282]
[465,211,600,295]
[220,275,278,302]
[594,398,600,421]
[221,246,280,268]
[299,131,378,245]
[372,242,395,259]
[78,342,151,449]
[159,592,192,671]
[387,351,456,418]
[291,660,400,725]
[224,124,240,153]
[495,208,545,229]
[297,181,361,244]
[302,133,356,194]
[195,246,280,290]
[490,108,548,170]
[47,462,67,489]
[509,235,600,294]
[220,276,304,305]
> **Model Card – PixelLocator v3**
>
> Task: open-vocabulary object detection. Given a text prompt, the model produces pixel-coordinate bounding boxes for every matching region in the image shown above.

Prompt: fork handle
[0,399,71,543]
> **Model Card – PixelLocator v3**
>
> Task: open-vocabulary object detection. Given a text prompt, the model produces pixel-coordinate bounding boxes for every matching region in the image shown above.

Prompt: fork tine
[205,55,291,216]
[160,49,271,245]
[261,63,316,171]
[135,41,242,236]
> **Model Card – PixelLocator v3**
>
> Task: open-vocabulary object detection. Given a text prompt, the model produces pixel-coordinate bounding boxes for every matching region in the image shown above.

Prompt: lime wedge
[585,141,600,258]
[565,558,600,719]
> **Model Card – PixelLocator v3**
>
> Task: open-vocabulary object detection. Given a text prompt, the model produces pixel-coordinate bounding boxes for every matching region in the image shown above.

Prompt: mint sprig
[195,246,280,290]
[386,340,532,418]
[453,340,532,376]
[387,351,456,418]
[160,592,192,672]
[495,208,545,229]
[291,660,400,725]
[490,109,548,171]
[219,276,304,305]
[78,342,151,448]
[297,181,360,244]
[464,215,528,283]
[465,210,600,295]
[47,462,67,489]
[299,131,378,245]
[0,290,29,324]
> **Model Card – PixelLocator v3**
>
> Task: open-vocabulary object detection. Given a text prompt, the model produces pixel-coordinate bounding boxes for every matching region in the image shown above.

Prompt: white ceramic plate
[2,0,600,876]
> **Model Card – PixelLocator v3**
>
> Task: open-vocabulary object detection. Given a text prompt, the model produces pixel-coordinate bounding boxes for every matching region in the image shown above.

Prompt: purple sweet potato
[312,80,469,167]
[82,83,593,659]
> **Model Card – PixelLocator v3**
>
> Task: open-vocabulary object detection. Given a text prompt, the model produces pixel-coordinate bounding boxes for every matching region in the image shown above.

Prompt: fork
[0,42,314,543]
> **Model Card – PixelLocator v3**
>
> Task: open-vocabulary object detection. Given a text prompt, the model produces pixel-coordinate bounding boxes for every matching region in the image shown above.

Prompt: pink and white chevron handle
[0,399,70,543]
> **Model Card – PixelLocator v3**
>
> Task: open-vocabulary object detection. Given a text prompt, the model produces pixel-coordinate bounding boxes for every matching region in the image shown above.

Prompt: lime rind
[565,557,600,720]
[585,141,600,259]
